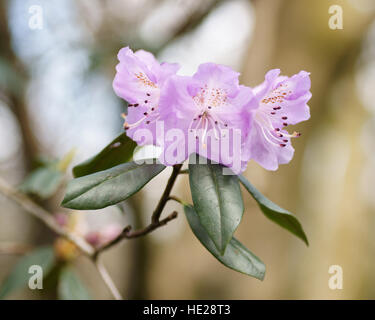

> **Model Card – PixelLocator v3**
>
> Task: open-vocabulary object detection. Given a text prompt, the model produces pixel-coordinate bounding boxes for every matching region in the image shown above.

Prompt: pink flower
[113,47,180,145]
[55,213,69,227]
[158,63,253,172]
[85,225,122,249]
[242,69,311,170]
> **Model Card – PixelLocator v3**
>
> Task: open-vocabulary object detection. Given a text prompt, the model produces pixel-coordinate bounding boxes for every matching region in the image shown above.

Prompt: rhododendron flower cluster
[113,47,311,173]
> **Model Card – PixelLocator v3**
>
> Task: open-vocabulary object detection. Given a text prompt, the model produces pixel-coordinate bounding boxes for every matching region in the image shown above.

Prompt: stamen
[208,117,220,140]
[123,104,159,130]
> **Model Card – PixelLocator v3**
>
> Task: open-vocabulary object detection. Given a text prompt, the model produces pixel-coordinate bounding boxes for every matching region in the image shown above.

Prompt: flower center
[189,85,229,143]
[135,72,157,88]
[193,85,228,110]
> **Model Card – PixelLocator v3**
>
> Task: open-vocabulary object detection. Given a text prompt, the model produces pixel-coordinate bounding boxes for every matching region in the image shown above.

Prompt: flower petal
[246,123,294,171]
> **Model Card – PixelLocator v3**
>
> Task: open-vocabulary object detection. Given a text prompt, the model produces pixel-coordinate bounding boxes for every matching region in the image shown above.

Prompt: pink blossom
[113,47,180,145]
[55,213,69,227]
[242,69,311,170]
[158,63,253,172]
[85,225,122,249]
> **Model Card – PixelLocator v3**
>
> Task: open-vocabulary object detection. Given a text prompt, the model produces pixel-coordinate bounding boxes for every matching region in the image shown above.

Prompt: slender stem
[0,177,122,300]
[95,258,123,300]
[0,164,183,300]
[168,195,185,206]
[95,211,178,257]
[152,164,183,224]
[94,165,183,256]
[0,178,94,256]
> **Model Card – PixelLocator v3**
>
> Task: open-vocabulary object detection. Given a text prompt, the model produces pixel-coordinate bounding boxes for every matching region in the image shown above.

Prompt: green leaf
[184,205,265,280]
[19,167,63,199]
[18,149,75,200]
[189,156,244,255]
[62,161,165,210]
[239,175,308,246]
[58,267,91,300]
[0,246,55,299]
[73,133,137,178]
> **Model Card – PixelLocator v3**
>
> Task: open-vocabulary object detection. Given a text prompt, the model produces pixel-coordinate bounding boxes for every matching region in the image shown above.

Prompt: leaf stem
[168,195,186,206]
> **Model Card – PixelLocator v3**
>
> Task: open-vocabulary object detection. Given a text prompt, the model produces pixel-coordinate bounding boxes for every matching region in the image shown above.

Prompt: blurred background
[1,0,375,299]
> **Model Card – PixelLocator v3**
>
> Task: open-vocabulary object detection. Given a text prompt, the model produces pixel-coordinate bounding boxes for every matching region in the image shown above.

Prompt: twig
[0,178,94,256]
[95,211,178,258]
[95,258,123,300]
[152,164,183,223]
[0,164,183,299]
[94,165,182,257]
[0,177,121,300]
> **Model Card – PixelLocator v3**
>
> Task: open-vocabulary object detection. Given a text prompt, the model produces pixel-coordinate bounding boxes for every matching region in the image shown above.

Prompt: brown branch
[0,177,122,300]
[93,164,182,258]
[0,177,94,256]
[0,164,183,299]
[152,164,183,223]
[95,211,178,258]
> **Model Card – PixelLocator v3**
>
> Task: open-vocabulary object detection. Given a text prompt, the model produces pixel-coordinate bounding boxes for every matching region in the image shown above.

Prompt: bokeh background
[1,0,375,299]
